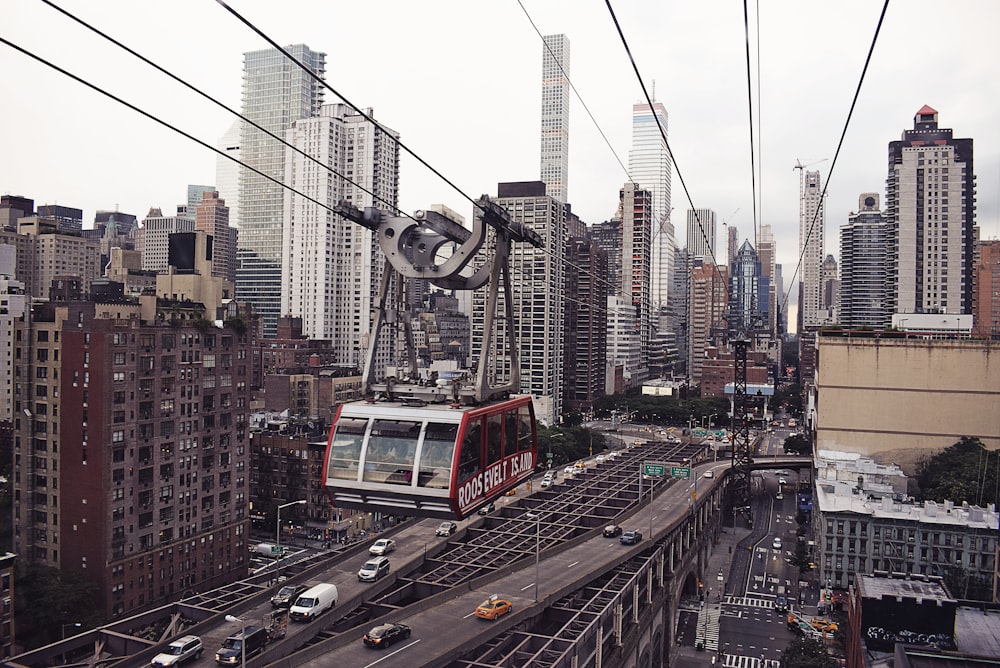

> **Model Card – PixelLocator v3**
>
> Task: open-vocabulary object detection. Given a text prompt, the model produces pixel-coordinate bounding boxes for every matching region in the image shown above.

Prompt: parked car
[620,530,643,545]
[369,538,395,556]
[358,556,391,582]
[288,583,339,621]
[435,521,457,537]
[772,537,783,550]
[214,626,267,665]
[475,594,513,621]
[151,635,202,666]
[270,583,308,609]
[362,622,411,649]
[477,501,495,515]
[603,524,622,538]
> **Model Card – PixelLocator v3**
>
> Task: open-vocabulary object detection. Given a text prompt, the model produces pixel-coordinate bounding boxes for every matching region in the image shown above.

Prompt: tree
[915,437,999,507]
[781,637,837,668]
[783,433,812,455]
[14,563,102,649]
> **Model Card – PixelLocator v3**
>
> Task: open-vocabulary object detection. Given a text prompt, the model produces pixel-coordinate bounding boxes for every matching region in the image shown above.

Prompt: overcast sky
[2,0,999,292]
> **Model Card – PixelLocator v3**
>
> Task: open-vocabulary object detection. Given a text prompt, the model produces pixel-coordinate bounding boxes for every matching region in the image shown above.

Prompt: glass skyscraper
[238,44,326,336]
[540,34,570,204]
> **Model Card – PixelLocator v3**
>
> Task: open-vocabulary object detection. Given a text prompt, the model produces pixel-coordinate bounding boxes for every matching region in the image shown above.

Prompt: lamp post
[61,622,81,639]
[525,512,541,603]
[276,500,307,578]
[224,615,247,668]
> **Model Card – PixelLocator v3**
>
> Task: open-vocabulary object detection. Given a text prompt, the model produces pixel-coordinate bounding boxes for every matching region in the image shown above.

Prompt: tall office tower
[138,207,195,273]
[238,44,326,337]
[757,224,777,332]
[629,101,673,310]
[184,185,215,220]
[592,217,623,296]
[282,104,399,369]
[727,224,739,267]
[840,193,892,329]
[820,254,840,323]
[619,182,652,383]
[0,195,33,228]
[886,106,977,316]
[37,205,83,233]
[539,34,570,204]
[797,169,826,330]
[473,182,565,424]
[729,240,769,334]
[972,240,1000,337]
[774,263,787,335]
[0,245,27,423]
[216,120,241,229]
[564,234,609,412]
[688,259,729,386]
[671,245,690,378]
[606,295,640,393]
[686,208,716,260]
[195,190,238,282]
[13,238,251,618]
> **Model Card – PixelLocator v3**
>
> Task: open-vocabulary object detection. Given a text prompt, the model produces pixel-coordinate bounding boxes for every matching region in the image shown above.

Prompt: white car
[778,477,787,485]
[564,466,577,475]
[540,476,554,488]
[369,538,395,556]
[772,537,782,550]
[595,454,607,464]
[150,635,202,666]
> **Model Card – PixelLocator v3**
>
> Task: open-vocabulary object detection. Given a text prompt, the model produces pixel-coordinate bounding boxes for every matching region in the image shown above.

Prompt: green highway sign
[271,546,285,556]
[670,466,691,479]
[643,463,665,477]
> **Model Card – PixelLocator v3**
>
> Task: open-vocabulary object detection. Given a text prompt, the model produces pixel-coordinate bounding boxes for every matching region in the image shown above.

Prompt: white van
[289,583,338,622]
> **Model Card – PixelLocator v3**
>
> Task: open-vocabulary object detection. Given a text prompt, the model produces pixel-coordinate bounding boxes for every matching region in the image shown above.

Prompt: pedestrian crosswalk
[721,653,781,668]
[696,604,721,651]
[724,595,775,609]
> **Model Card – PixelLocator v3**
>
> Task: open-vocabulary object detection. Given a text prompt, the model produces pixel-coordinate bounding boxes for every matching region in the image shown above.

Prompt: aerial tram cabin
[322,198,543,520]
[324,396,536,519]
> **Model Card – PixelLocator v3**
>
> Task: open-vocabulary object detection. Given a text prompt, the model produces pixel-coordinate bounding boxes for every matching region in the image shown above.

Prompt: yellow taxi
[475,594,513,621]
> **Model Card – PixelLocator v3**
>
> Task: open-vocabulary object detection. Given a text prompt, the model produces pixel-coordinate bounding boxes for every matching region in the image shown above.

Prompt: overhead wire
[603,0,727,297]
[35,0,413,223]
[742,0,760,254]
[780,0,891,322]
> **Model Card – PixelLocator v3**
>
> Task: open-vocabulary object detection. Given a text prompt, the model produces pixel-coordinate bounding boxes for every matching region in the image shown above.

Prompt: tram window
[457,419,482,483]
[516,406,533,452]
[487,414,503,465]
[503,411,518,458]
[417,422,457,489]
[363,419,420,486]
[328,417,368,480]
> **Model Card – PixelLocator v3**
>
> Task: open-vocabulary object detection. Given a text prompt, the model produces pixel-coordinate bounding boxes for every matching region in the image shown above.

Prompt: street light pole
[61,622,81,639]
[526,513,540,602]
[224,615,246,668]
[276,499,307,578]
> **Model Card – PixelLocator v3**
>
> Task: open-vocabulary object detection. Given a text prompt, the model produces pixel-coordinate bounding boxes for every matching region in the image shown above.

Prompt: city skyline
[2,1,1000,283]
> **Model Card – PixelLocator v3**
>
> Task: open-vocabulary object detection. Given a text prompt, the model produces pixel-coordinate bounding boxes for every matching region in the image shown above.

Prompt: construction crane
[793,158,828,171]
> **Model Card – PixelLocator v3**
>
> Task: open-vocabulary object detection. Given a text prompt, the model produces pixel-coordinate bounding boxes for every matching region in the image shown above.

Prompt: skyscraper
[539,34,570,204]
[195,190,237,283]
[281,104,400,369]
[886,106,977,316]
[628,101,673,310]
[216,121,241,229]
[757,224,777,332]
[238,44,326,336]
[797,169,826,330]
[686,208,716,260]
[730,240,768,334]
[619,182,652,384]
[688,260,729,385]
[474,182,566,424]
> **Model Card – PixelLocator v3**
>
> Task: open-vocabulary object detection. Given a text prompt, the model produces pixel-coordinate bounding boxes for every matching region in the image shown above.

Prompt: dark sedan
[363,622,412,649]
[620,530,643,545]
[270,583,308,609]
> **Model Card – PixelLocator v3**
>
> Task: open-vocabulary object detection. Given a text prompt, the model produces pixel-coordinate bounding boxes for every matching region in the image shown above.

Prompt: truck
[254,543,281,557]
[289,583,338,621]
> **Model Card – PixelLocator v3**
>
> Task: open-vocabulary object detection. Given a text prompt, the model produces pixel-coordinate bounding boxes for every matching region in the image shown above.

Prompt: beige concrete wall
[815,337,1000,469]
